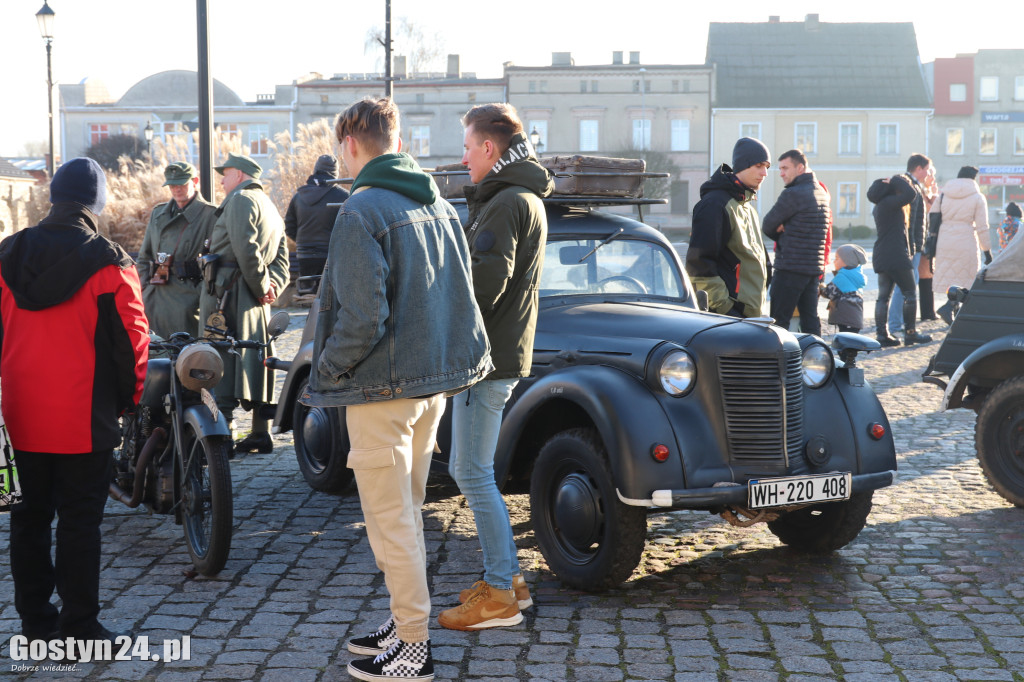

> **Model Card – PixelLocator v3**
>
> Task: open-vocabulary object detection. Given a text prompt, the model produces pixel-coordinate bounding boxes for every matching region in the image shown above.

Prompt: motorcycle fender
[943,335,1024,410]
[272,340,315,433]
[183,403,231,440]
[495,365,684,503]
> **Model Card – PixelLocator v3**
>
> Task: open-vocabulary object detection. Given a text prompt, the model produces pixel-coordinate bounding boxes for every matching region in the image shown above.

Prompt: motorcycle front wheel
[180,426,233,575]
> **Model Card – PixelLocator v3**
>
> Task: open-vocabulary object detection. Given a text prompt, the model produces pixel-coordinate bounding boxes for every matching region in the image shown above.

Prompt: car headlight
[802,343,833,388]
[660,350,696,396]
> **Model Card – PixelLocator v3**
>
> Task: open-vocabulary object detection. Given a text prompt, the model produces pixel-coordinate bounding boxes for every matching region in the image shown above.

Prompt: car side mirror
[694,290,709,311]
[267,311,291,339]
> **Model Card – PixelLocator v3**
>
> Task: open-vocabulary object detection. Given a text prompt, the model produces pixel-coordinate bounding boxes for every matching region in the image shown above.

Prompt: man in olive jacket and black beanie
[438,103,554,632]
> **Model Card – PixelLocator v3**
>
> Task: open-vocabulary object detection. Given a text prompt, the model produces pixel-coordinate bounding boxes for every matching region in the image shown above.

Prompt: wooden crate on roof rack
[541,155,647,198]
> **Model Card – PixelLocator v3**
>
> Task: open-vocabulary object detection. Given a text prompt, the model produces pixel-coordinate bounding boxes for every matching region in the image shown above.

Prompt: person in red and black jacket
[0,157,148,643]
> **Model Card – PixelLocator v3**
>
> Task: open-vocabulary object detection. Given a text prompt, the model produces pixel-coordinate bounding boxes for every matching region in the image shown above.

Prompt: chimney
[612,51,623,65]
[805,13,820,30]
[629,51,640,65]
[768,15,780,23]
[447,54,461,79]
[551,52,573,66]
[394,56,407,80]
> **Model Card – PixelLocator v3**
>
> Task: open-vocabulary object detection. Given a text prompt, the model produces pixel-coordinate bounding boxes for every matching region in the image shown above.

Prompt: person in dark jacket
[0,158,149,643]
[283,154,349,278]
[685,137,772,317]
[438,103,553,632]
[762,149,831,335]
[868,171,932,346]
[887,153,938,332]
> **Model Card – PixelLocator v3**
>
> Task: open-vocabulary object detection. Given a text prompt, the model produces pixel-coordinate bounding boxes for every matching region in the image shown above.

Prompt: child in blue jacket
[820,244,867,333]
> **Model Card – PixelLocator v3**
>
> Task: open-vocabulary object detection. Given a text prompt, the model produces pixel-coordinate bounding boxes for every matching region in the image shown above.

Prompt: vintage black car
[923,234,1024,506]
[270,168,897,590]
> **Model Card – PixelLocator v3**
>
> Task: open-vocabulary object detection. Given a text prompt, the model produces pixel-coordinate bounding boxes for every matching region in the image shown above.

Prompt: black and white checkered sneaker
[347,616,398,656]
[347,639,433,681]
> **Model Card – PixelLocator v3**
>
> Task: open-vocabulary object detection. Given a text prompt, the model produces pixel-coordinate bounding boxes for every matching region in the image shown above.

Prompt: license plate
[748,472,851,509]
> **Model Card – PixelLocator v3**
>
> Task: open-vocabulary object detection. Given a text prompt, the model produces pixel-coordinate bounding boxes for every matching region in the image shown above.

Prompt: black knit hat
[1008,202,1022,218]
[50,157,107,215]
[313,154,339,178]
[732,137,771,173]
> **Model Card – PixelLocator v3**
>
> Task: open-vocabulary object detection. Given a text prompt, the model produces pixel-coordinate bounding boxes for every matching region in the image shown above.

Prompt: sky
[2,0,1024,157]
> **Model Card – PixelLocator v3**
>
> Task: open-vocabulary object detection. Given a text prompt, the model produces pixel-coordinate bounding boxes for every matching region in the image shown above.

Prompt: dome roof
[118,70,244,107]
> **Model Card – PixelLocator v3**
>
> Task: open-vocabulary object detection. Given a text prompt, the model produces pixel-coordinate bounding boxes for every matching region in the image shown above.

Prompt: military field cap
[163,161,197,186]
[214,152,262,180]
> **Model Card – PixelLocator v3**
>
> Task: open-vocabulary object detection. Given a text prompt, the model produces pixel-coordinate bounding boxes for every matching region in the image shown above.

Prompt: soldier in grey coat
[199,153,290,453]
[138,162,217,338]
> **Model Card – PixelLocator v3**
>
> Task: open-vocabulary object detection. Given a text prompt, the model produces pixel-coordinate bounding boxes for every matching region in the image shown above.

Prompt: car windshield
[540,237,685,298]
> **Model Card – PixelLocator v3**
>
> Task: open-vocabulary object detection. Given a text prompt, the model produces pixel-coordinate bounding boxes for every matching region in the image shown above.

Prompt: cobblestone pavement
[3,306,1024,682]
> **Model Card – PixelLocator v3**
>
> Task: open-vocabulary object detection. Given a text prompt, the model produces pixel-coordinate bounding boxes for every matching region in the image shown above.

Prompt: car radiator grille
[717,350,804,471]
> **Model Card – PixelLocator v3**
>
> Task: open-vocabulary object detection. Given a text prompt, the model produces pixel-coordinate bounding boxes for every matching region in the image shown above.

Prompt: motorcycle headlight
[660,350,696,396]
[802,343,833,388]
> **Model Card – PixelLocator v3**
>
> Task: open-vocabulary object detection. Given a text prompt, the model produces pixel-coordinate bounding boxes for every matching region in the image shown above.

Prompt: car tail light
[651,444,670,462]
[869,423,886,440]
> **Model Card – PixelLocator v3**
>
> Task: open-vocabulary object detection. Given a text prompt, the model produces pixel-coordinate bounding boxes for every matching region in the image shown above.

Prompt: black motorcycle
[109,311,290,575]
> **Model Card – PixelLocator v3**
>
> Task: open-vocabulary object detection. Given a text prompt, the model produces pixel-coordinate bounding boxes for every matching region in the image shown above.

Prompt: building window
[670,119,690,152]
[217,123,240,140]
[415,94,424,105]
[580,80,587,93]
[579,120,599,152]
[528,120,548,152]
[1015,128,1024,155]
[947,128,964,155]
[838,183,859,216]
[248,123,270,156]
[320,94,329,105]
[408,125,430,157]
[632,119,651,151]
[795,123,817,155]
[88,123,110,146]
[672,80,679,93]
[1016,76,1024,101]
[839,123,860,155]
[739,122,761,140]
[877,123,898,155]
[670,180,689,214]
[949,84,967,102]
[591,80,598,93]
[980,128,997,155]
[528,81,536,94]
[980,76,999,101]
[633,80,641,93]
[539,80,548,93]
[467,92,476,103]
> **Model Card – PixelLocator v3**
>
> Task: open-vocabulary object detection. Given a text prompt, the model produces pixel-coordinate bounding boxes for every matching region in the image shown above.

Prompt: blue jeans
[450,378,519,590]
[888,252,921,331]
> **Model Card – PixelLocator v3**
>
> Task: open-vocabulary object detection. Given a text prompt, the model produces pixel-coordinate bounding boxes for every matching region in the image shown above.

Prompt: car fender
[943,335,1024,410]
[272,339,315,433]
[494,364,684,502]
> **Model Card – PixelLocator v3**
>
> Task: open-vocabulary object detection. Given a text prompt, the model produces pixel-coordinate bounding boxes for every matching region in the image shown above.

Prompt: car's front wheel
[530,427,646,590]
[975,375,1024,507]
[766,491,873,552]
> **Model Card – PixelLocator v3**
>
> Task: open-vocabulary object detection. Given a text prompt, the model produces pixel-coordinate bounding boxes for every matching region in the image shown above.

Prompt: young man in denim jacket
[302,97,491,682]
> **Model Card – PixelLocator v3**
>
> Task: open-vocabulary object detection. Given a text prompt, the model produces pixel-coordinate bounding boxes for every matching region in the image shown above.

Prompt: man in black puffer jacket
[283,154,350,277]
[762,149,831,335]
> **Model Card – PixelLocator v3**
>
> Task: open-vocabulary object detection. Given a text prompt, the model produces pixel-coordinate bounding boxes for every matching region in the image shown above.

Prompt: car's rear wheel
[293,376,353,493]
[766,491,873,552]
[975,376,1024,507]
[530,427,646,590]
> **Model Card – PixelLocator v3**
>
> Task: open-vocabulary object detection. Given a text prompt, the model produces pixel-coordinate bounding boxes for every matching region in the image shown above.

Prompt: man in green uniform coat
[138,162,217,338]
[200,153,290,454]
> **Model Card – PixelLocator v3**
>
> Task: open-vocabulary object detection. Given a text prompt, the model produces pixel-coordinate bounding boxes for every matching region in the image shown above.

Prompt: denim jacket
[302,155,492,407]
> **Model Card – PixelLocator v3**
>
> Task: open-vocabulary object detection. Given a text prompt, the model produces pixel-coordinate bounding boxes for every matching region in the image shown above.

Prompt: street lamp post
[638,67,647,152]
[144,122,154,157]
[36,0,56,178]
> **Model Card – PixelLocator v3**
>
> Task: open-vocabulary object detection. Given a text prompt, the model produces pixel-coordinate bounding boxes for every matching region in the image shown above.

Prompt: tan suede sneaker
[458,574,533,610]
[439,581,523,631]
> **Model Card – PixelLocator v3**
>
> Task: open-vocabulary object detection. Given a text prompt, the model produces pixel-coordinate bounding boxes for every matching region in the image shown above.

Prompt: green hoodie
[463,132,555,378]
[351,152,438,204]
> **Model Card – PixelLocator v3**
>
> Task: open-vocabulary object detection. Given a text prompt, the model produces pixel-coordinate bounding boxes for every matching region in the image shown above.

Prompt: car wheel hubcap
[552,471,603,553]
[301,407,331,472]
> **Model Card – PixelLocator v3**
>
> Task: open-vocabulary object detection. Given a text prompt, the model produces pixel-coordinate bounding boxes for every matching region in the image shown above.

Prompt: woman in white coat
[934,166,991,322]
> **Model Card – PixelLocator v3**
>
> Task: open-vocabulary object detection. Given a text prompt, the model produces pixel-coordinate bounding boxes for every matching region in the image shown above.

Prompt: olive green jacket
[198,178,290,405]
[463,134,554,379]
[138,195,217,338]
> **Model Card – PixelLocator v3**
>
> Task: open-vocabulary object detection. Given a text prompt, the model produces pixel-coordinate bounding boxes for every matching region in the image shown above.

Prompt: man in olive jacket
[438,103,553,632]
[200,153,290,453]
[138,162,217,338]
[762,149,831,335]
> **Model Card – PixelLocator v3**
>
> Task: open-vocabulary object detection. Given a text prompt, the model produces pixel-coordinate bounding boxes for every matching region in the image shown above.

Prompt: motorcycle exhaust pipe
[109,427,168,508]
